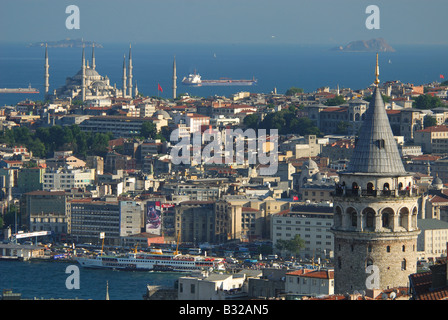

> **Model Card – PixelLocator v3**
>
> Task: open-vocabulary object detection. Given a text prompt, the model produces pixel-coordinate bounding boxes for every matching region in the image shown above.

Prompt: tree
[336,121,351,134]
[243,114,259,130]
[285,87,304,96]
[159,126,171,142]
[424,115,438,128]
[3,205,19,230]
[275,235,305,258]
[364,94,391,103]
[413,94,444,110]
[324,95,345,106]
[141,121,157,139]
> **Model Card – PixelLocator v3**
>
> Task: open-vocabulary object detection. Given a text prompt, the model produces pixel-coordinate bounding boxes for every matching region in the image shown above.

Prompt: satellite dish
[390,292,397,300]
[382,293,388,300]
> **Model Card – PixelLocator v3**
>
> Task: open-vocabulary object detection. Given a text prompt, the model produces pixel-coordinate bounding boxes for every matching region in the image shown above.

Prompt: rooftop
[345,87,407,175]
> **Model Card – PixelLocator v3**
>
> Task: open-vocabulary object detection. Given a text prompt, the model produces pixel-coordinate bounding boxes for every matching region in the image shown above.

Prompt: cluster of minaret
[44,42,138,102]
[122,44,135,98]
[44,44,49,100]
[173,55,177,99]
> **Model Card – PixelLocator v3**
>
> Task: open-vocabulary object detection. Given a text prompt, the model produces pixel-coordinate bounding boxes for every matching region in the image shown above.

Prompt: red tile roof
[416,125,448,133]
[300,269,334,279]
[320,107,348,113]
[286,269,313,276]
[410,270,448,300]
[430,195,448,204]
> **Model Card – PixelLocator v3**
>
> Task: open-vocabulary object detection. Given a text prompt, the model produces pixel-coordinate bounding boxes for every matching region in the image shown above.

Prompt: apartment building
[285,268,335,297]
[79,115,168,138]
[43,168,95,192]
[414,125,448,154]
[271,204,334,259]
[417,219,448,262]
[69,198,142,245]
[21,190,70,239]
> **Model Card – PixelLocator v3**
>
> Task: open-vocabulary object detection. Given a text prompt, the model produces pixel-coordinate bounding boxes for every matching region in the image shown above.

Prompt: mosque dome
[154,109,171,119]
[74,67,101,79]
[303,159,318,170]
[313,172,324,181]
[91,81,108,89]
[432,175,444,190]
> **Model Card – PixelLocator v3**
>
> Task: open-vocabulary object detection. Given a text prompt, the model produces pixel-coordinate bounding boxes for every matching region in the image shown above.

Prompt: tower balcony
[331,187,418,199]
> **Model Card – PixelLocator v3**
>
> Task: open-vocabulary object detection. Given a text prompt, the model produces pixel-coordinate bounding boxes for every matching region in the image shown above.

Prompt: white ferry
[182,72,257,87]
[76,248,226,272]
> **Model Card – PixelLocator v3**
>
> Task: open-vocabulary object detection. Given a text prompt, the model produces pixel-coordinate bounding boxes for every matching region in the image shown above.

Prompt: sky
[0,0,447,46]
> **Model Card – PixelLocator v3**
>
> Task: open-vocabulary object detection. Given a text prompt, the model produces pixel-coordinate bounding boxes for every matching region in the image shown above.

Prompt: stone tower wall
[333,231,419,294]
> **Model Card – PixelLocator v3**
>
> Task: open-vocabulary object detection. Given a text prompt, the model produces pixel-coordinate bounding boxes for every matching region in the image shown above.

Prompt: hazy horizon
[0,0,446,46]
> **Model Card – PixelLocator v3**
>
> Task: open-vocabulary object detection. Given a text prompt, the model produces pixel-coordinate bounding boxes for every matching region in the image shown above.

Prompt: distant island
[331,38,395,52]
[27,38,102,48]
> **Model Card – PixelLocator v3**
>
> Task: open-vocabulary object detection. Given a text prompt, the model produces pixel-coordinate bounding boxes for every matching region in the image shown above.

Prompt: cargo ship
[76,248,226,272]
[182,72,257,87]
[0,84,39,94]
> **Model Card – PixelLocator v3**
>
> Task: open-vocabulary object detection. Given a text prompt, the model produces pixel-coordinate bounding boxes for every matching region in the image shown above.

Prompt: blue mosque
[44,43,137,102]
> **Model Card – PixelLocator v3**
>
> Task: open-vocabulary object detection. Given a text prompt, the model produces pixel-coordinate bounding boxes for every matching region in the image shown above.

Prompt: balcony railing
[331,187,416,198]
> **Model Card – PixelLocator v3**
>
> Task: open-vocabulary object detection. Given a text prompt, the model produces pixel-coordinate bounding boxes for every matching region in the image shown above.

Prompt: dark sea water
[0,259,180,300]
[1,42,447,106]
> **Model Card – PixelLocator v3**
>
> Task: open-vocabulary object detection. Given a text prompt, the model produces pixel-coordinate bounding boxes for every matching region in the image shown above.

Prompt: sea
[1,42,448,107]
[0,259,180,300]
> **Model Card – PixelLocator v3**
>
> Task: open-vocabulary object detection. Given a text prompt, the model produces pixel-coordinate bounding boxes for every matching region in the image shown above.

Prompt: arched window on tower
[383,182,391,196]
[399,207,410,230]
[346,207,357,229]
[351,212,357,228]
[412,207,418,229]
[401,259,407,271]
[334,206,343,228]
[363,207,376,231]
[381,208,394,230]
[367,182,374,195]
[352,182,359,195]
[382,213,390,228]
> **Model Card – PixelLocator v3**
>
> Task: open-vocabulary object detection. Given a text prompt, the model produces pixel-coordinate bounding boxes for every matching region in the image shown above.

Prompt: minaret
[128,44,133,98]
[134,81,138,97]
[92,42,96,70]
[331,53,420,294]
[81,45,86,101]
[173,55,177,99]
[44,43,49,100]
[122,54,127,98]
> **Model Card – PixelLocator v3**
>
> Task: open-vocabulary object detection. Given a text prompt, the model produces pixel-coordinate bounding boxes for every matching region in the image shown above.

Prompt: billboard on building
[146,201,162,235]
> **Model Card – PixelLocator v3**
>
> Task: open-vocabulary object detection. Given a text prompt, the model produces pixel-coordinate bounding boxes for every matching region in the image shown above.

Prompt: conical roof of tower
[345,54,407,176]
[345,86,406,175]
